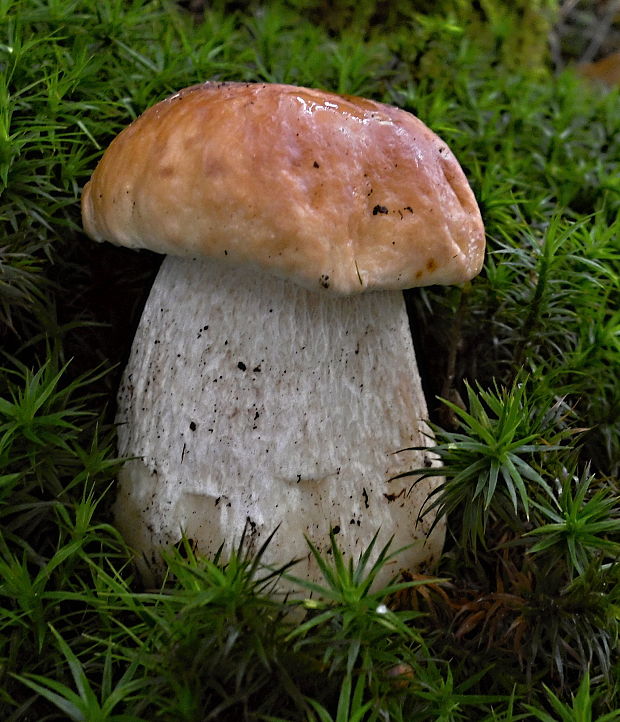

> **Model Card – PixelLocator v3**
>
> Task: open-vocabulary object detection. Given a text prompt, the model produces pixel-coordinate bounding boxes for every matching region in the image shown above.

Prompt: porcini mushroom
[81,82,485,589]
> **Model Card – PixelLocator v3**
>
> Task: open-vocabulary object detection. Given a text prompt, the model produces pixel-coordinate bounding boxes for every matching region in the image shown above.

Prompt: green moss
[0,1,618,719]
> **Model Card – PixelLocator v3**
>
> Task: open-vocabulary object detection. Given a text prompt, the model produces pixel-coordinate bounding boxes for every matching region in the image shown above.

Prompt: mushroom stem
[114,256,445,589]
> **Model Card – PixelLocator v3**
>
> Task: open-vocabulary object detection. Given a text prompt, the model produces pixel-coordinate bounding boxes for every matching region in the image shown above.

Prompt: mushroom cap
[82,82,485,295]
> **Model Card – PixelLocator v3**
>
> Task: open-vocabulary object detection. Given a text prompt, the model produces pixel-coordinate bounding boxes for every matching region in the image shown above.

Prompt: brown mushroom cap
[82,82,485,295]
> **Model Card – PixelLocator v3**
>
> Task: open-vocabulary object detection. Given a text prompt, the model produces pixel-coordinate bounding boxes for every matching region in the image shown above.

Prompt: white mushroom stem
[114,256,445,590]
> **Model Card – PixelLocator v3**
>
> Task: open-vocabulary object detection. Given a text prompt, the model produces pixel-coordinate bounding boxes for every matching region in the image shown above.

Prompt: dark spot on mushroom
[415,270,423,279]
[372,204,388,215]
[319,274,330,289]
[253,365,261,372]
[189,421,197,431]
[332,525,341,534]
[362,487,369,508]
[313,161,320,168]
[404,206,413,213]
[426,258,437,272]
[237,361,246,371]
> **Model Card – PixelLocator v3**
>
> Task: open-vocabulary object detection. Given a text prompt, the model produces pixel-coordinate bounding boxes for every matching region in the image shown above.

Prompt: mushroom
[81,82,485,590]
